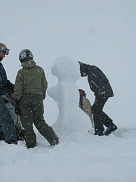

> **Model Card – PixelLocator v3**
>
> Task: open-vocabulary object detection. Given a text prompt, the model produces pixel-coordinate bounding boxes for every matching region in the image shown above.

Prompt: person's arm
[14,70,23,101]
[41,70,48,99]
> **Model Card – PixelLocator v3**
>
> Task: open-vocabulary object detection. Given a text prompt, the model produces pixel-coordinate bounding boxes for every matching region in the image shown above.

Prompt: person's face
[0,48,9,61]
[0,51,6,58]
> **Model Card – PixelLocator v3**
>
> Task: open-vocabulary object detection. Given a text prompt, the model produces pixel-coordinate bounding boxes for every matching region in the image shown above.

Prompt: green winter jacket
[14,59,48,101]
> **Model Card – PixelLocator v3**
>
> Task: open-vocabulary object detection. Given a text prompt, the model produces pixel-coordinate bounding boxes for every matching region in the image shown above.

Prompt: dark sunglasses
[0,47,10,55]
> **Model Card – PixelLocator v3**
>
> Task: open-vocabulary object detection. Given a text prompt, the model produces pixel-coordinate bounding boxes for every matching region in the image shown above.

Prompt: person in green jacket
[14,49,59,148]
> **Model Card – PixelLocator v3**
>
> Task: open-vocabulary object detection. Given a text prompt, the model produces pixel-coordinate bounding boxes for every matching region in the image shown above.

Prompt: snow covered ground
[0,0,136,182]
[0,129,135,182]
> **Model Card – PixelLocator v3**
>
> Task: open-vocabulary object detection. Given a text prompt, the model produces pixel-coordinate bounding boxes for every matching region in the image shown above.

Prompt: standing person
[78,89,94,128]
[14,49,59,148]
[0,43,17,144]
[79,62,117,136]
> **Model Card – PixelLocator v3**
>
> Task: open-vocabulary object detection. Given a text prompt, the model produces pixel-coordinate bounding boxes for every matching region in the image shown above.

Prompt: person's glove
[14,100,21,115]
[6,80,14,94]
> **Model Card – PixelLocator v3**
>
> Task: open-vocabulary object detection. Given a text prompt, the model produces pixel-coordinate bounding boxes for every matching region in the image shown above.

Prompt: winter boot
[94,130,104,136]
[15,125,25,141]
[104,122,117,135]
[48,132,59,146]
[17,129,25,141]
[50,137,59,146]
[43,125,59,146]
[94,126,104,136]
[6,140,18,145]
[0,131,5,140]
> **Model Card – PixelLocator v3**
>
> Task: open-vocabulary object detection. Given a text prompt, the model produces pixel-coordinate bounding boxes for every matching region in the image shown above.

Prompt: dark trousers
[20,94,58,148]
[0,95,16,142]
[92,95,113,132]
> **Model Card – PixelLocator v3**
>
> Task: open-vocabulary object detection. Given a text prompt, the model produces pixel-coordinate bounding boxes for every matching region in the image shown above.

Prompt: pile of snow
[48,56,91,141]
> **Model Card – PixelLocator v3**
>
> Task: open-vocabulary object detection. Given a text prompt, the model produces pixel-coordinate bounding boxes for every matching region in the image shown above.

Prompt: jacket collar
[21,59,36,69]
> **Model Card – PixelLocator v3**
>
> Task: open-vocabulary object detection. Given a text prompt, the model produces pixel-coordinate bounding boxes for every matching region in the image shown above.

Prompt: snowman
[47,56,90,140]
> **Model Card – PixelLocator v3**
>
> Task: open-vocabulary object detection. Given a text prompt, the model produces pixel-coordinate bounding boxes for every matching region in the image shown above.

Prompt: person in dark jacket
[0,43,17,144]
[79,62,117,136]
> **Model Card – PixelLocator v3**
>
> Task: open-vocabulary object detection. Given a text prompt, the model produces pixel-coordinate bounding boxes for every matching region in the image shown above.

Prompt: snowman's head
[51,56,80,82]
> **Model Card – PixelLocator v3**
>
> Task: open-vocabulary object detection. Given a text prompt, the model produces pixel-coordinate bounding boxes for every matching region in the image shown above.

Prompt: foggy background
[1,0,136,125]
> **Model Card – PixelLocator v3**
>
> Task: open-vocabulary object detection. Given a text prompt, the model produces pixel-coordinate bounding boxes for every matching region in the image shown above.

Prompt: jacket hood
[21,59,36,69]
[79,62,89,77]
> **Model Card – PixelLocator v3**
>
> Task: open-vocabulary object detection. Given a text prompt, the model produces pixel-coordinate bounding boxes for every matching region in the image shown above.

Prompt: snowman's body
[48,56,90,138]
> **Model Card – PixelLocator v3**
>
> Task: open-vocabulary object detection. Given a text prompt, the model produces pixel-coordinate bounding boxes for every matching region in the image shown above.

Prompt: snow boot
[49,132,59,146]
[94,130,104,136]
[104,123,117,135]
[6,140,17,145]
[17,129,25,141]
[50,137,59,146]
[15,125,25,141]
[0,131,5,140]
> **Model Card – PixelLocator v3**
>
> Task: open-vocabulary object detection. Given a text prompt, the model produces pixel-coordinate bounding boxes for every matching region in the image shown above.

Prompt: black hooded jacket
[79,62,114,97]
